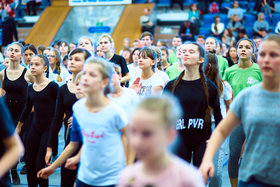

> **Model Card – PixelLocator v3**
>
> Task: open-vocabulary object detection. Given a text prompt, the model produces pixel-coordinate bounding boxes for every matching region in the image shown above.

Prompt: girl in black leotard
[0,42,33,185]
[17,55,59,187]
[46,48,90,187]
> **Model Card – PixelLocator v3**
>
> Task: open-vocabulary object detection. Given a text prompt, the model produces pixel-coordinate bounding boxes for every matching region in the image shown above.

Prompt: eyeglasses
[47,55,56,58]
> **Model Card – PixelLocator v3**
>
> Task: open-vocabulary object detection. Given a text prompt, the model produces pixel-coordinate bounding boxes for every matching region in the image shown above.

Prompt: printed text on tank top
[176,118,205,130]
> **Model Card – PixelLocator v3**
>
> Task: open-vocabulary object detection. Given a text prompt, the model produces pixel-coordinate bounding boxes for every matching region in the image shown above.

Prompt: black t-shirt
[109,54,129,76]
[19,81,59,133]
[48,84,77,148]
[164,78,222,144]
[0,97,15,186]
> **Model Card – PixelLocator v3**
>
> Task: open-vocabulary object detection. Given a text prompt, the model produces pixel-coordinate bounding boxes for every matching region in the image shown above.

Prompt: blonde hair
[99,34,114,44]
[85,57,114,95]
[75,72,82,85]
[136,94,182,128]
[50,49,62,82]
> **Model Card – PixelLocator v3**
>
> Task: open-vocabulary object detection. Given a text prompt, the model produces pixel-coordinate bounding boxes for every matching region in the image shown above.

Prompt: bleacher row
[135,0,280,39]
[200,13,280,38]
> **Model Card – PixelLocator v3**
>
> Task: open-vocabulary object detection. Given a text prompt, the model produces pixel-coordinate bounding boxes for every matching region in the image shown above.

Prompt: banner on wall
[69,0,131,6]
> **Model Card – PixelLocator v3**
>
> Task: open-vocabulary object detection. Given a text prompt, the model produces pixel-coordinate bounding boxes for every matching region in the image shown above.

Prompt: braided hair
[171,42,212,126]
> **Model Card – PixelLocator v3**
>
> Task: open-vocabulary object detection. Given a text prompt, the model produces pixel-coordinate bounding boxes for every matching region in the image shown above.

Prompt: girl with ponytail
[164,42,222,167]
[47,48,70,86]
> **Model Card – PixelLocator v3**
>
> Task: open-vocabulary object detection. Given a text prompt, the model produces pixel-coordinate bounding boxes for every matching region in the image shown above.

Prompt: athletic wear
[223,63,262,97]
[3,68,28,125]
[165,78,222,166]
[19,81,59,187]
[47,84,79,187]
[71,99,127,186]
[231,84,280,186]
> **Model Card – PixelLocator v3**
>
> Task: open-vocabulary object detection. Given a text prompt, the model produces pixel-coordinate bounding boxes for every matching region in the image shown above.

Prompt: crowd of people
[1,3,280,186]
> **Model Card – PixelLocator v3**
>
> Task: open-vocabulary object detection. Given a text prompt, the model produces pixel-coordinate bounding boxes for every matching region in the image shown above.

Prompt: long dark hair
[205,52,223,99]
[172,42,212,125]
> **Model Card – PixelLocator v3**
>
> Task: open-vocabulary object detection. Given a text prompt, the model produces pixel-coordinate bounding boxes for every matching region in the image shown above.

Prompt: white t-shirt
[155,69,170,86]
[72,99,128,186]
[128,64,141,81]
[130,73,164,98]
[49,65,70,86]
[108,88,139,116]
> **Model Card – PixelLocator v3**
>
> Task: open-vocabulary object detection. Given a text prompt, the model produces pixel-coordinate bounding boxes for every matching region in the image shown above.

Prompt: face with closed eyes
[181,44,203,66]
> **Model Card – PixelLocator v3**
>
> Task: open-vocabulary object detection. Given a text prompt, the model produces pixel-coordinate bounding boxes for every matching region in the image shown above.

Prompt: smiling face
[181,44,203,67]
[9,44,22,62]
[68,52,85,74]
[129,109,171,161]
[24,49,35,65]
[258,40,280,79]
[237,40,253,60]
[81,63,108,95]
[30,56,47,76]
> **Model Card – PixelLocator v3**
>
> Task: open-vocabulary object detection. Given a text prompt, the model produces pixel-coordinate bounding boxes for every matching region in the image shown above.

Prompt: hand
[65,156,79,170]
[199,159,215,184]
[68,117,73,129]
[131,77,142,94]
[147,22,153,26]
[37,166,55,179]
[16,122,23,134]
[45,147,52,166]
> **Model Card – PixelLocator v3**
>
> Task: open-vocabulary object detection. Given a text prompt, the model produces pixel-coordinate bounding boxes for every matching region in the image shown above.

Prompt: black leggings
[61,163,78,187]
[175,137,207,167]
[26,128,48,187]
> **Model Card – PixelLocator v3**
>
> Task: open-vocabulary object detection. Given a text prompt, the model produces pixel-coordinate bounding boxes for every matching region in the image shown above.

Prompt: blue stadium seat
[244,14,256,27]
[184,0,196,5]
[247,2,255,10]
[219,14,229,26]
[221,2,231,10]
[238,1,247,9]
[246,27,254,38]
[158,0,170,6]
[199,28,211,38]
[273,13,280,27]
[265,14,272,24]
[203,14,217,27]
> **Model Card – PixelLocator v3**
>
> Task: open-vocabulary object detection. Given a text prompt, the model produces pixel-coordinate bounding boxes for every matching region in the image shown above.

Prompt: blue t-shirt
[0,97,15,186]
[230,84,280,185]
[71,98,128,186]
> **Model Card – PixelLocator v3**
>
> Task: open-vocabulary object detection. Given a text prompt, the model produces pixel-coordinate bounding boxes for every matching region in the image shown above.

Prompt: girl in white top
[130,47,164,98]
[127,48,141,80]
[150,46,170,86]
[211,16,225,39]
[118,95,205,187]
[38,57,130,187]
[47,48,70,86]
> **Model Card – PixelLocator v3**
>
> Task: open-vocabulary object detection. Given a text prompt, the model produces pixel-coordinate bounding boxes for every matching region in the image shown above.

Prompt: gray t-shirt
[231,84,280,185]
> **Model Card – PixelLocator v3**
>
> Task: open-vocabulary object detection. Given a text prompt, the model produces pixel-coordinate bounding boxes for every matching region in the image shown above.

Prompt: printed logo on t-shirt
[139,86,152,97]
[81,129,104,144]
[247,77,259,85]
[176,119,186,130]
[187,118,204,129]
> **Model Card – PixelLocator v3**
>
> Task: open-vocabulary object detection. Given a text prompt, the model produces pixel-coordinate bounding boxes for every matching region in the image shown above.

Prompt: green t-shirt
[217,55,229,78]
[168,51,178,65]
[166,63,183,81]
[223,63,262,97]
